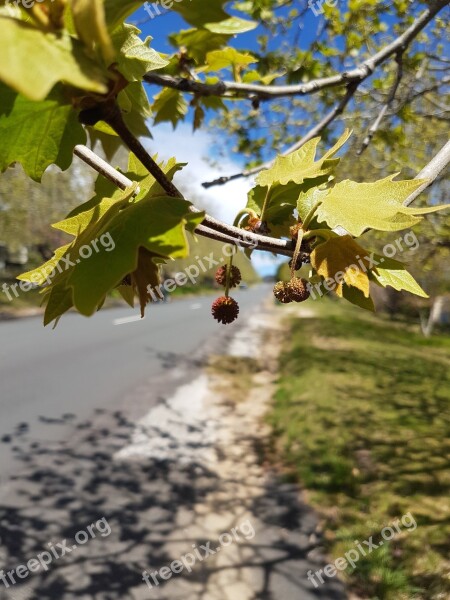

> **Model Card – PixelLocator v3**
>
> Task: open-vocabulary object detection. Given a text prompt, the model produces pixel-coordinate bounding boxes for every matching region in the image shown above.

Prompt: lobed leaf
[111,24,168,82]
[0,16,108,101]
[315,175,434,236]
[256,129,351,188]
[0,83,86,182]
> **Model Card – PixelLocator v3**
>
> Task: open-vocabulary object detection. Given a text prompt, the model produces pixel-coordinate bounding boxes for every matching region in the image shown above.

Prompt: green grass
[269,300,450,600]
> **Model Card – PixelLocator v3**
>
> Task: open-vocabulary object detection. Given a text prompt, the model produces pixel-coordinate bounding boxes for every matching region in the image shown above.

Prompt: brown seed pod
[286,278,310,303]
[215,265,242,288]
[273,281,292,304]
[245,217,270,235]
[211,296,240,324]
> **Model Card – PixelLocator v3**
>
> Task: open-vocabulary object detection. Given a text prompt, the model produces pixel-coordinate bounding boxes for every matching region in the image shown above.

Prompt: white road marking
[190,303,202,310]
[113,315,144,326]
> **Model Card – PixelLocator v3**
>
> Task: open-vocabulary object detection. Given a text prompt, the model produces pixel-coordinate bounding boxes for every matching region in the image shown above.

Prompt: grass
[268,299,450,600]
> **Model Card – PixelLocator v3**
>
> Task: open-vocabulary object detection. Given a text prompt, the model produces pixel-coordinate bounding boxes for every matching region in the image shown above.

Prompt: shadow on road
[0,406,347,600]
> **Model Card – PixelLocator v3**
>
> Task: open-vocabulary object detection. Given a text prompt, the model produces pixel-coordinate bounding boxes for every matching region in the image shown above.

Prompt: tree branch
[72,144,296,257]
[357,51,404,155]
[144,1,448,102]
[404,139,450,206]
[73,137,449,259]
[202,82,360,189]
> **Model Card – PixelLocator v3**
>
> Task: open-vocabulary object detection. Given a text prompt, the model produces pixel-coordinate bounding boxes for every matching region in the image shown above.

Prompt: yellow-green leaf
[256,129,351,188]
[0,17,108,101]
[202,48,257,72]
[370,256,428,298]
[311,235,372,298]
[72,0,115,64]
[111,24,168,82]
[315,175,427,236]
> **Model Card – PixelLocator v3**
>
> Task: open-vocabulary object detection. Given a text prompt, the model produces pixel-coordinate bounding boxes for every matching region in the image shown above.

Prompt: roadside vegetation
[268,300,450,600]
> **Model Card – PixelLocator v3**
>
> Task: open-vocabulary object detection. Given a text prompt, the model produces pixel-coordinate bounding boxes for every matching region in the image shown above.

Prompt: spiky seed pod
[215,265,242,288]
[273,281,292,304]
[286,278,310,303]
[211,296,240,324]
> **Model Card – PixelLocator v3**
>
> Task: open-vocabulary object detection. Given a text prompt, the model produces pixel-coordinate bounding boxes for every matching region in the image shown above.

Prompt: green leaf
[170,0,256,33]
[169,29,230,64]
[60,195,198,319]
[297,187,329,222]
[153,88,188,127]
[0,83,86,182]
[315,175,430,236]
[204,17,257,34]
[341,284,375,311]
[256,130,351,188]
[72,0,115,64]
[111,24,168,82]
[0,16,108,101]
[19,156,198,324]
[370,256,428,298]
[203,48,257,72]
[103,0,145,30]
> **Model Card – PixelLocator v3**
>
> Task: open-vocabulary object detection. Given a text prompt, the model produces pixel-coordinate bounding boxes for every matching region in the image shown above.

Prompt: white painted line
[190,303,202,310]
[113,315,144,326]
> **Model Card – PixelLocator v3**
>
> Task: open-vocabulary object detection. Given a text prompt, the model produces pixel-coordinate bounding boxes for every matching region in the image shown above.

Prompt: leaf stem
[304,229,334,241]
[290,230,304,279]
[260,186,273,222]
[303,202,321,230]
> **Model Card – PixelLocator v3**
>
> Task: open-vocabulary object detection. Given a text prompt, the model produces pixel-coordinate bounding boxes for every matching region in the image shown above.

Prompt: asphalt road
[0,285,268,476]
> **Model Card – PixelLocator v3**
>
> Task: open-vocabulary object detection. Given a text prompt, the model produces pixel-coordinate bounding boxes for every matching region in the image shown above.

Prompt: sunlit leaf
[0,16,108,101]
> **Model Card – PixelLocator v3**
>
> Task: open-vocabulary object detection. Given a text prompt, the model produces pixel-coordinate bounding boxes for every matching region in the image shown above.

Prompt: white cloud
[146,122,252,222]
[146,123,283,275]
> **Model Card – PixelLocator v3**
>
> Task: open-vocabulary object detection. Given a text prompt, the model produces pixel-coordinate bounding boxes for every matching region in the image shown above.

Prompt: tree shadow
[0,405,348,600]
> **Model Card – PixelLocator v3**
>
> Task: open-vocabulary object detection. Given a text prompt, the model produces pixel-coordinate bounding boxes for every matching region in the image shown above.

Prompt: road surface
[0,286,268,476]
[0,285,348,600]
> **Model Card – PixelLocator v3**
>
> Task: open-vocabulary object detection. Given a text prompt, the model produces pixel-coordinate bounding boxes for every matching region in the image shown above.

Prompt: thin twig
[74,145,139,193]
[101,103,183,199]
[202,82,359,189]
[357,51,404,155]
